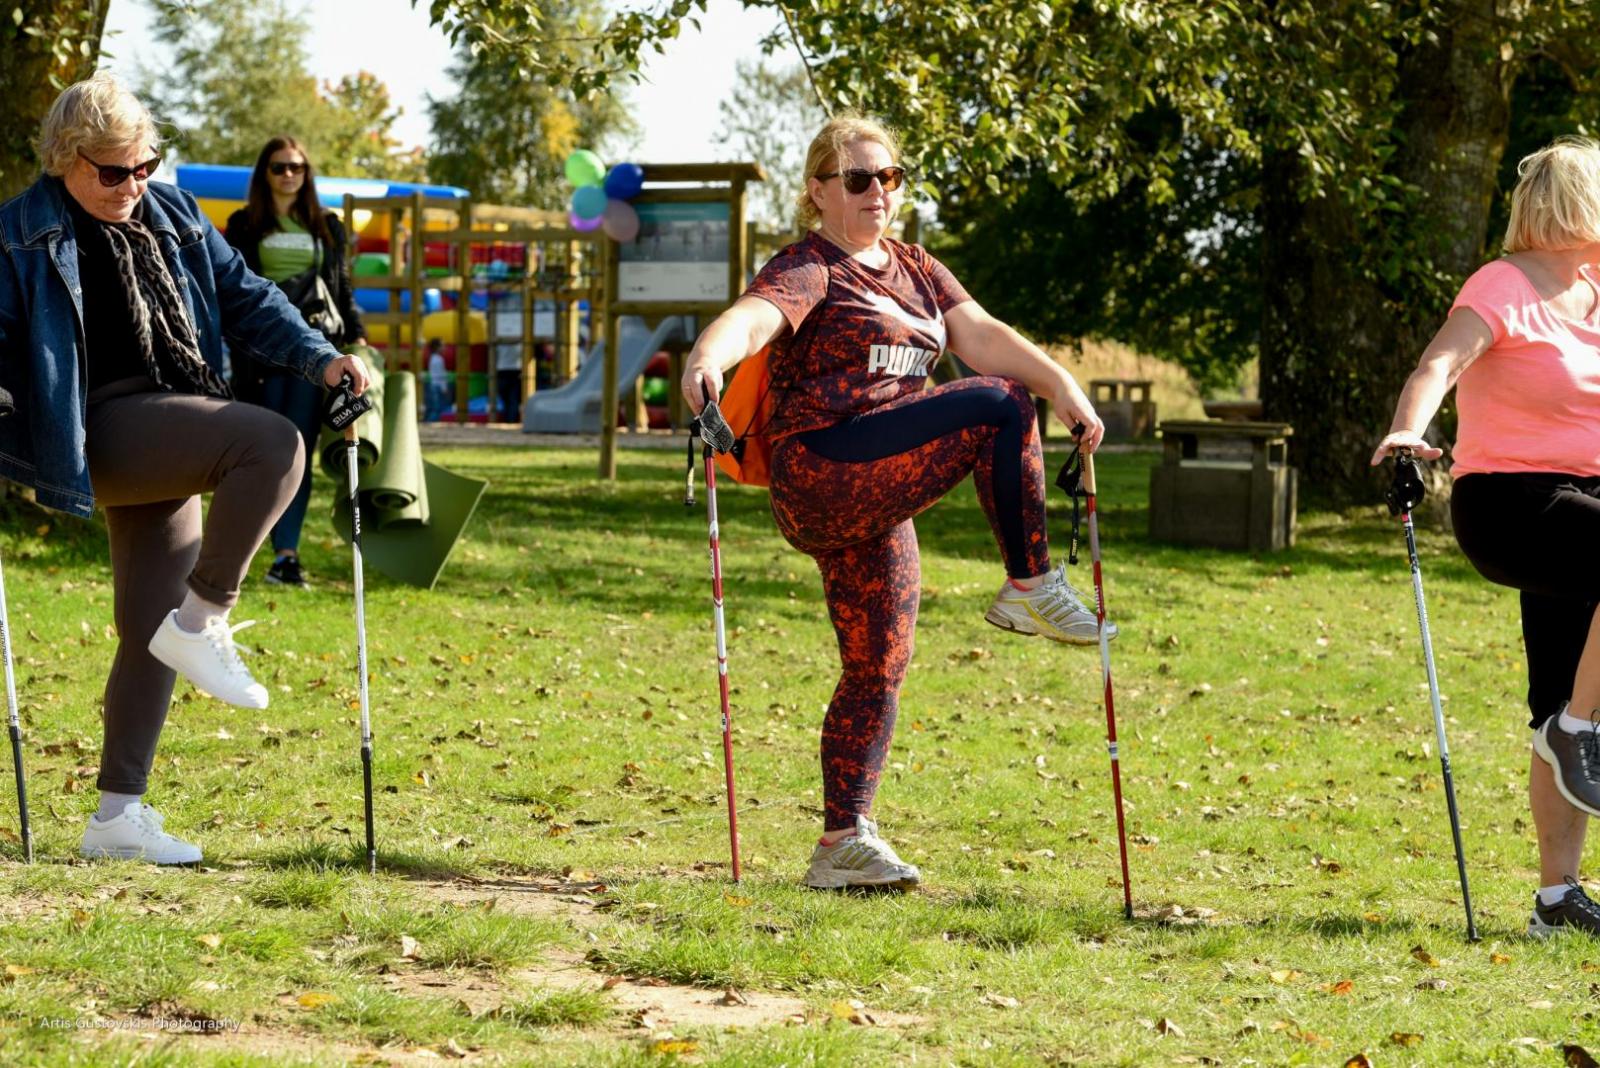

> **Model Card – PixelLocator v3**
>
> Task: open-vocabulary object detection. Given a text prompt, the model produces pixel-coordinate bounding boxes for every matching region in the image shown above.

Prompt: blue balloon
[603,162,645,200]
[572,185,608,220]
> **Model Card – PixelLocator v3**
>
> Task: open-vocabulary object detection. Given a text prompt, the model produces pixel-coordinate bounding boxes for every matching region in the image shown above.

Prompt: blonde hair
[36,71,161,178]
[795,113,902,231]
[1503,136,1600,253]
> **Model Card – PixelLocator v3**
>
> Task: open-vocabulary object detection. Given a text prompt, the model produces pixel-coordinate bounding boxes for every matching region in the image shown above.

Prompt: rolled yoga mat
[318,354,487,589]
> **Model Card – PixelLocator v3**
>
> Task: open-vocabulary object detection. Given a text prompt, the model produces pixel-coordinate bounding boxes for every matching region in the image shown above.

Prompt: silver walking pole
[1,550,31,863]
[324,373,376,874]
[1387,448,1477,942]
[0,387,29,862]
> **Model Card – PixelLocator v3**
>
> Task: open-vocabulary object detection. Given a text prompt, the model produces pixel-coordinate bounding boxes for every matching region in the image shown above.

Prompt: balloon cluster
[565,150,644,242]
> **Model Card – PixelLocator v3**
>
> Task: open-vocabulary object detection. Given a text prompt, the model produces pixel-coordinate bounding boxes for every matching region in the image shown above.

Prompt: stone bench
[1149,420,1297,552]
[1089,378,1156,440]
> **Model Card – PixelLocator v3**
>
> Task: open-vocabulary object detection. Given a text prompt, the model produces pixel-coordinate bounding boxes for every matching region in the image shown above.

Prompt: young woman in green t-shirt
[224,136,366,589]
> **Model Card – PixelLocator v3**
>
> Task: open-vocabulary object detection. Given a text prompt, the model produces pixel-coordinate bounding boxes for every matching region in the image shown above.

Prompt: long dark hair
[244,135,332,245]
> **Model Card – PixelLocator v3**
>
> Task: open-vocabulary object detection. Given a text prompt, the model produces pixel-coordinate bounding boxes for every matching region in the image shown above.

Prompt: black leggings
[1451,472,1600,729]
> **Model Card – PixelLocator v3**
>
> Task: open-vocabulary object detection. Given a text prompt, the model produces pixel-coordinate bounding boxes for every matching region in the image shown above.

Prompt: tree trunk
[1259,3,1514,503]
[0,1,112,202]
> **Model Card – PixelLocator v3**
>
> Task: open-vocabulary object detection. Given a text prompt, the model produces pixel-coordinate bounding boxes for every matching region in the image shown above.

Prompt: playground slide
[522,316,690,434]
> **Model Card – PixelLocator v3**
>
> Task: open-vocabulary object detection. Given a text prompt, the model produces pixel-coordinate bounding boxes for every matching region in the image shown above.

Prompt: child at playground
[680,113,1112,890]
[224,136,367,589]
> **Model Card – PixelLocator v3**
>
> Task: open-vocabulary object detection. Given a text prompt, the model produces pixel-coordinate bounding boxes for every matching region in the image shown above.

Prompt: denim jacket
[0,176,339,517]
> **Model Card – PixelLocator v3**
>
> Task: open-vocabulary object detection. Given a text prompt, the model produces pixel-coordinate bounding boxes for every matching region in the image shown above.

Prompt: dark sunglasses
[78,150,160,187]
[268,161,307,177]
[816,166,907,195]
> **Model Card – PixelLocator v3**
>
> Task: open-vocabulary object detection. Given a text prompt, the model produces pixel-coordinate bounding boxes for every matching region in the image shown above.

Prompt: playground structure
[336,192,604,423]
[178,162,860,449]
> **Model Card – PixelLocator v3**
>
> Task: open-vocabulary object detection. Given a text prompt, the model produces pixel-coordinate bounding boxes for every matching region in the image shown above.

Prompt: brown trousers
[86,378,305,794]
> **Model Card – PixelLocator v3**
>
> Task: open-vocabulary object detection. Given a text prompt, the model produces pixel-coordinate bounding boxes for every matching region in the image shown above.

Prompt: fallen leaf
[296,991,338,1009]
[3,964,36,982]
[1410,945,1440,967]
[1156,1017,1185,1037]
[651,1039,699,1055]
[194,933,222,950]
[1269,969,1302,984]
[723,893,752,907]
[400,935,421,960]
[1565,1044,1600,1068]
[1322,979,1354,996]
[718,989,749,1006]
[1415,978,1448,992]
[1362,911,1383,923]
[1528,999,1555,1010]
[1491,952,1512,965]
[1344,1055,1374,1068]
[981,993,1021,1009]
[1389,1032,1423,1047]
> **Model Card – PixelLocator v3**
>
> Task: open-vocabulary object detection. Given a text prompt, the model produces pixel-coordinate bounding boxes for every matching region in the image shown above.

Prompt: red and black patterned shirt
[744,231,972,439]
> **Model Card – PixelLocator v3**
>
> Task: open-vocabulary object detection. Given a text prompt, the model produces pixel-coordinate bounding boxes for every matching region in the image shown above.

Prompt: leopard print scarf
[97,218,232,399]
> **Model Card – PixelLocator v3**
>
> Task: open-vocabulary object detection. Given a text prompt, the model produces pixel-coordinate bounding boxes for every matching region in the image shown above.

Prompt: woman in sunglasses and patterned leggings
[681,114,1113,891]
[225,137,367,590]
[0,74,369,865]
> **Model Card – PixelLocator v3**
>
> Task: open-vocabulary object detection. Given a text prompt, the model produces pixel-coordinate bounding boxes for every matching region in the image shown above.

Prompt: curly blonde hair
[1504,136,1600,253]
[36,71,161,178]
[794,113,902,231]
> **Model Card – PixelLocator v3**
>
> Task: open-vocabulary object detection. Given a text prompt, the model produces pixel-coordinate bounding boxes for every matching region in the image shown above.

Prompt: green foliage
[0,0,108,199]
[714,57,825,229]
[138,0,424,178]
[425,0,633,207]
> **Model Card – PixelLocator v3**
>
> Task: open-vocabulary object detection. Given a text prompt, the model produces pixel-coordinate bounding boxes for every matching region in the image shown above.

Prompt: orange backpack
[711,345,776,487]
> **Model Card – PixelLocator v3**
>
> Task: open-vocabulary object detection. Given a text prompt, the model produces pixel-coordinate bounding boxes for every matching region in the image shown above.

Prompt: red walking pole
[1059,433,1133,919]
[687,395,742,882]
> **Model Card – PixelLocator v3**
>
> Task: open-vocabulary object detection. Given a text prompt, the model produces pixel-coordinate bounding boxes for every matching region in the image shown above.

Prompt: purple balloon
[603,162,645,200]
[570,211,603,233]
[601,199,641,243]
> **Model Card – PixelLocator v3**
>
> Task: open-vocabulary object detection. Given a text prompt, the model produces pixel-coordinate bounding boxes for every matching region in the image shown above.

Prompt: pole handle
[1081,448,1098,497]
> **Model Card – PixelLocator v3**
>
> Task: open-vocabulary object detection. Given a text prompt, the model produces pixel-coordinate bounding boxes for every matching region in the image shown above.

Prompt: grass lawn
[0,442,1591,1066]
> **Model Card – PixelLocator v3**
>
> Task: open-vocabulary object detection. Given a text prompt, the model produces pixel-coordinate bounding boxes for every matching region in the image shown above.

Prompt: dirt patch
[82,1025,468,1066]
[403,874,922,1033]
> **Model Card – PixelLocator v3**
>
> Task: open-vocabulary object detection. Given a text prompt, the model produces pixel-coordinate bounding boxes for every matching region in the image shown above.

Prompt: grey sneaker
[1529,877,1600,939]
[1532,711,1600,817]
[804,816,920,890]
[984,565,1118,645]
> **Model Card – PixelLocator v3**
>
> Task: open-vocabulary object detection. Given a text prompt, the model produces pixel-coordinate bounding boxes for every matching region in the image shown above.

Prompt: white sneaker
[984,565,1118,645]
[147,611,268,709]
[81,802,202,865]
[804,816,921,889]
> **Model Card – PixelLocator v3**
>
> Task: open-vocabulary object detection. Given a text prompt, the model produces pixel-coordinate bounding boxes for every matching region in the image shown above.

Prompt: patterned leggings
[768,377,1051,829]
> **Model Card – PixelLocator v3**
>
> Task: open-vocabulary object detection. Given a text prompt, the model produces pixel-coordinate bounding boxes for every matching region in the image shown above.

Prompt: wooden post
[453,199,473,423]
[599,241,620,479]
[409,192,426,377]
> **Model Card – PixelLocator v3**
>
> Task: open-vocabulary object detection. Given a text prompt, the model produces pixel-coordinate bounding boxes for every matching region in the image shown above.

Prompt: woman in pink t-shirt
[1374,137,1600,937]
[680,114,1109,891]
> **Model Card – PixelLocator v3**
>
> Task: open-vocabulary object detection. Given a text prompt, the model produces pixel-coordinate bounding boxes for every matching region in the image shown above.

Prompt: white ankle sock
[97,792,140,822]
[175,591,228,633]
[1558,708,1596,735]
[1539,882,1574,906]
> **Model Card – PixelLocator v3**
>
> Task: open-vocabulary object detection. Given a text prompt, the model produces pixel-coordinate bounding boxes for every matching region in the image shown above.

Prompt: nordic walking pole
[687,389,742,882]
[1386,448,1478,942]
[1079,446,1134,920]
[0,387,30,863]
[323,373,376,875]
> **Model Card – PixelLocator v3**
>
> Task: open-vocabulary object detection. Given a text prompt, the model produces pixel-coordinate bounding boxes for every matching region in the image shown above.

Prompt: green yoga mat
[318,363,487,589]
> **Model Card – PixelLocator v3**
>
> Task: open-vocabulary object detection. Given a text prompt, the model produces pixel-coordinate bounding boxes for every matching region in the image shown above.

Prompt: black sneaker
[265,555,310,589]
[1529,877,1600,938]
[1533,712,1600,816]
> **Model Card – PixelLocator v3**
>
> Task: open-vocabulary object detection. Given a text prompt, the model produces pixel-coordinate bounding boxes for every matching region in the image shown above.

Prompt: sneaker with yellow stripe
[984,565,1117,645]
[804,816,920,890]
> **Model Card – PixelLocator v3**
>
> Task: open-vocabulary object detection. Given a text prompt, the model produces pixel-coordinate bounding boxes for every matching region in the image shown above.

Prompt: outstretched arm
[1370,308,1493,466]
[680,296,788,414]
[945,300,1106,452]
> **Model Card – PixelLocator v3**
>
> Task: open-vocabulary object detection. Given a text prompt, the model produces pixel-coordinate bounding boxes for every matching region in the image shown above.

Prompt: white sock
[1558,707,1596,735]
[96,792,140,822]
[1539,882,1574,906]
[175,590,228,633]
